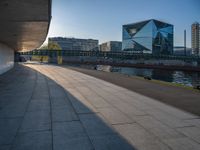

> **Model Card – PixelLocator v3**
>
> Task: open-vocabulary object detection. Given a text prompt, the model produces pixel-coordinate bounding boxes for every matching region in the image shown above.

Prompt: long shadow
[0,64,136,150]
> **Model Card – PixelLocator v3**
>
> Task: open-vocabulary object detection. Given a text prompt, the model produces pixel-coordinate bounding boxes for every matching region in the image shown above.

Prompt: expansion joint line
[9,67,38,150]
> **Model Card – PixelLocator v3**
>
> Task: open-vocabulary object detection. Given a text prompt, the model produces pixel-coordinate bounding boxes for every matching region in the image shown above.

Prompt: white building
[100,41,122,52]
[49,37,99,51]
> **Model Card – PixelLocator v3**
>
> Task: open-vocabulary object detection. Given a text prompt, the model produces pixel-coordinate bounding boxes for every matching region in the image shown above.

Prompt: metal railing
[18,49,200,61]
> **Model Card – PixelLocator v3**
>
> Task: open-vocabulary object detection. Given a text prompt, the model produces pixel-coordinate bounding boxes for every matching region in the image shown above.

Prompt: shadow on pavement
[0,64,136,150]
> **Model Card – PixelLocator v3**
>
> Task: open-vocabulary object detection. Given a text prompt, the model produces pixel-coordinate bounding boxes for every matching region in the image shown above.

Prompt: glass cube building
[122,19,173,55]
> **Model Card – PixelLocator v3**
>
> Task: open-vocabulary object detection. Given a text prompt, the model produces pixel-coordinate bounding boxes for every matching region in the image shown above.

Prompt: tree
[38,41,63,64]
[39,41,62,50]
[39,44,48,50]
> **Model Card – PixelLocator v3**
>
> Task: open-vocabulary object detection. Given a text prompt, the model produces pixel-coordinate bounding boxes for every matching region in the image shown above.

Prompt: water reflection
[96,65,200,87]
[152,69,174,83]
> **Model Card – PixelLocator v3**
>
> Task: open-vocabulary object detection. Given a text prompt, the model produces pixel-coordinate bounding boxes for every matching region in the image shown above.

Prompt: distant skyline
[46,0,200,48]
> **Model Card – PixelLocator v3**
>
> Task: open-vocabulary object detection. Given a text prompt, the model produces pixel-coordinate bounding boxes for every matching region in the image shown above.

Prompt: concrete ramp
[0,0,51,51]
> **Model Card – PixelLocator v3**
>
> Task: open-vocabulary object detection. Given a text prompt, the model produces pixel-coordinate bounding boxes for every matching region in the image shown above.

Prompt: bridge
[18,49,200,61]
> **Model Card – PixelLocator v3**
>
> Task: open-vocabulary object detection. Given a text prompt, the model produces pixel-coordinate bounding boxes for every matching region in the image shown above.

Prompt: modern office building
[191,22,200,55]
[100,41,122,52]
[48,37,99,51]
[0,0,51,74]
[122,19,174,55]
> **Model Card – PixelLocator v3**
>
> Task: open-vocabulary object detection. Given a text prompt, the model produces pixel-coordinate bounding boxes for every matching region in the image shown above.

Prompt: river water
[94,65,200,87]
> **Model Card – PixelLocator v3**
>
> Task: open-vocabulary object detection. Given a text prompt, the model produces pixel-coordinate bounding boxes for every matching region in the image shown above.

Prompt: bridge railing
[18,49,200,61]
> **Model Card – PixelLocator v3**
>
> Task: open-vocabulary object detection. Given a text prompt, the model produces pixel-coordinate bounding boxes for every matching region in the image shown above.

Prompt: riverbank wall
[61,56,200,72]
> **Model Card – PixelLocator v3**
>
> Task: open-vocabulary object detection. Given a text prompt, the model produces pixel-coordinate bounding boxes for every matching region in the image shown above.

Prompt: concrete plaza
[0,64,200,150]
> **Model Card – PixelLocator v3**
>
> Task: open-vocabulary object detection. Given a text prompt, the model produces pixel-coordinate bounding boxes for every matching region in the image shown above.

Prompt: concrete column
[0,43,14,75]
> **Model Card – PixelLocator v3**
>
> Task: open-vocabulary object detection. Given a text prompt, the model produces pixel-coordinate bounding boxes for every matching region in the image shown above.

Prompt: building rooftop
[123,19,173,27]
[100,41,122,44]
[49,37,99,41]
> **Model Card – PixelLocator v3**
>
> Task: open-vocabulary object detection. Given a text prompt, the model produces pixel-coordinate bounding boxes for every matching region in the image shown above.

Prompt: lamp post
[184,30,186,56]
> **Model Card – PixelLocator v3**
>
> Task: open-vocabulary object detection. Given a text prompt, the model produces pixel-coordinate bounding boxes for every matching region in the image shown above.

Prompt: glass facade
[122,19,173,55]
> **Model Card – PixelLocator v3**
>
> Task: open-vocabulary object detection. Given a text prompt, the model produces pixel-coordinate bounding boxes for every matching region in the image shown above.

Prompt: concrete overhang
[0,0,51,52]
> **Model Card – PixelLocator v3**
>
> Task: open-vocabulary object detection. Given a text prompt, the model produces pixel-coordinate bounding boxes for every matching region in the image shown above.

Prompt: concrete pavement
[69,66,200,116]
[0,63,200,150]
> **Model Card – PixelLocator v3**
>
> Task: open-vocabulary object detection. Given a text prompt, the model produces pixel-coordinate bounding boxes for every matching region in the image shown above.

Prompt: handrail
[18,50,200,61]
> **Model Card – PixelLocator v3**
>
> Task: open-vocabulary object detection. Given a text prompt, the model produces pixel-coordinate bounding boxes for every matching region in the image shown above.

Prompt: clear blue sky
[46,0,200,47]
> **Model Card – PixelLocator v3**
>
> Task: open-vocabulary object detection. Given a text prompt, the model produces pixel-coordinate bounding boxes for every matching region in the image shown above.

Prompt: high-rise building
[122,19,174,55]
[191,22,200,55]
[49,37,99,51]
[100,41,122,52]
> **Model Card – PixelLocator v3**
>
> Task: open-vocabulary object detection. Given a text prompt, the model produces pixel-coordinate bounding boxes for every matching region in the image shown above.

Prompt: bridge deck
[0,63,200,150]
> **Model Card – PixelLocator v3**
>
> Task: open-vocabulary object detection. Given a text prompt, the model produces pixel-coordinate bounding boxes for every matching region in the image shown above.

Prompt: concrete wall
[0,43,14,75]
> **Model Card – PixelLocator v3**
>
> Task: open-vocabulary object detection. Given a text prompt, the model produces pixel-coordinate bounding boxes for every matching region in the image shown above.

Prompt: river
[94,65,200,87]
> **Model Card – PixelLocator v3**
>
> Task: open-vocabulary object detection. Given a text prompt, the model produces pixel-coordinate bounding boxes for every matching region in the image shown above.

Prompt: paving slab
[51,98,71,108]
[83,95,111,108]
[113,123,171,150]
[53,121,93,150]
[163,137,200,150]
[79,113,116,136]
[27,100,50,112]
[12,131,52,150]
[177,126,200,143]
[0,145,11,150]
[67,92,98,114]
[0,118,22,145]
[19,110,51,132]
[53,136,93,150]
[97,107,133,125]
[1,64,200,149]
[52,106,79,122]
[90,134,136,150]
